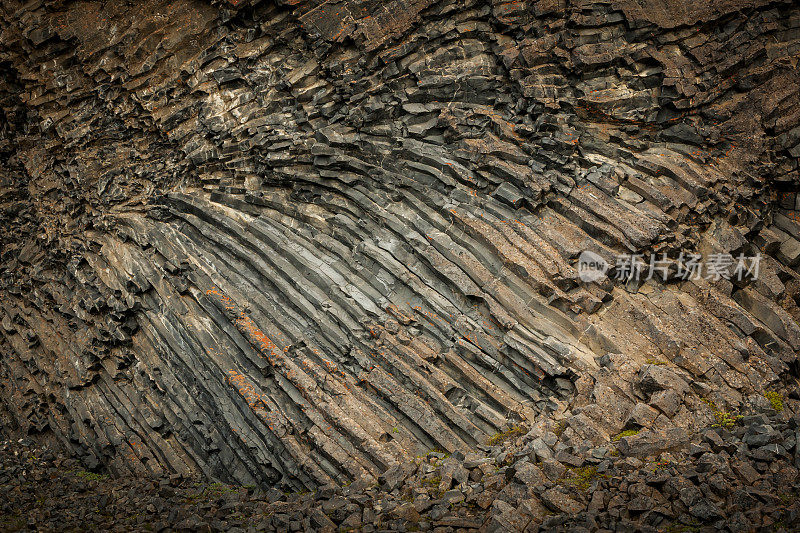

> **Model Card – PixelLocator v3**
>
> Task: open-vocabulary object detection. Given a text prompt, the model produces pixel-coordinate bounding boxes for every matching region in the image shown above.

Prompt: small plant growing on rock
[701,398,743,428]
[487,425,527,446]
[422,475,441,487]
[562,466,606,491]
[612,429,639,441]
[425,447,449,458]
[712,410,742,428]
[665,521,701,533]
[652,460,671,471]
[765,391,784,412]
[422,475,444,498]
[74,470,108,482]
[711,411,744,428]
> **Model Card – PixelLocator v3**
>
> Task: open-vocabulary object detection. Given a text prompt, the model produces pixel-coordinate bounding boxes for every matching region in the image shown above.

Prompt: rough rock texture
[2,404,800,532]
[0,0,799,521]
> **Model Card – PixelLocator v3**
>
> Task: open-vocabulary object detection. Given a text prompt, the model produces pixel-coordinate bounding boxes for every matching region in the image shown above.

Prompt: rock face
[0,0,799,502]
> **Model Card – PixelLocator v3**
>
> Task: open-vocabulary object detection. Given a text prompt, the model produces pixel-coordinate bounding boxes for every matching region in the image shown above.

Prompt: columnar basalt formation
[0,0,799,501]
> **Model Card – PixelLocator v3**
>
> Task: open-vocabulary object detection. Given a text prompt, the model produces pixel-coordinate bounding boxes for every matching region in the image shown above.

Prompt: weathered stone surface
[0,399,797,531]
[650,390,681,418]
[618,428,691,457]
[540,488,585,514]
[0,0,798,530]
[626,403,660,429]
[637,365,691,398]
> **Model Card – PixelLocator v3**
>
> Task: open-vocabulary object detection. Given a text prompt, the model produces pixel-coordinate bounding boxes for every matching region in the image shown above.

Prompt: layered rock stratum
[1,0,800,530]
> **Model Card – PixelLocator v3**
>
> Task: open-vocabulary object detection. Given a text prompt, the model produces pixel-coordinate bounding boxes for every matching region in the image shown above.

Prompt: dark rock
[637,366,690,398]
[0,2,798,532]
[492,182,526,209]
[689,500,722,520]
[379,463,417,492]
[628,495,656,513]
[649,390,681,418]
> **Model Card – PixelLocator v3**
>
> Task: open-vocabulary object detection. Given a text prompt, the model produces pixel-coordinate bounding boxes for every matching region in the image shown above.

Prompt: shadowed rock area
[0,0,799,530]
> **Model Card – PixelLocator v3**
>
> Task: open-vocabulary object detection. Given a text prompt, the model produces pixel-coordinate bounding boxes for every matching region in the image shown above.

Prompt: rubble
[1,401,798,531]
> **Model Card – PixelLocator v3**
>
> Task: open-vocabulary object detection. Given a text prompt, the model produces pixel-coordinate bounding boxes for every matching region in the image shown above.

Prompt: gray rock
[492,182,526,209]
[378,463,417,492]
[540,488,585,514]
[531,437,555,461]
[441,489,465,504]
[689,500,722,520]
[649,390,681,418]
[513,462,547,487]
[541,459,567,481]
[743,424,781,447]
[486,499,530,532]
[627,495,656,513]
[1,6,799,533]
[625,403,660,429]
[617,428,690,458]
[555,450,584,467]
[637,365,690,398]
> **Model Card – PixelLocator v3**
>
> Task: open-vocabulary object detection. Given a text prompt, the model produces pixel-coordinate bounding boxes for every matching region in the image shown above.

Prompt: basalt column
[0,0,798,490]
